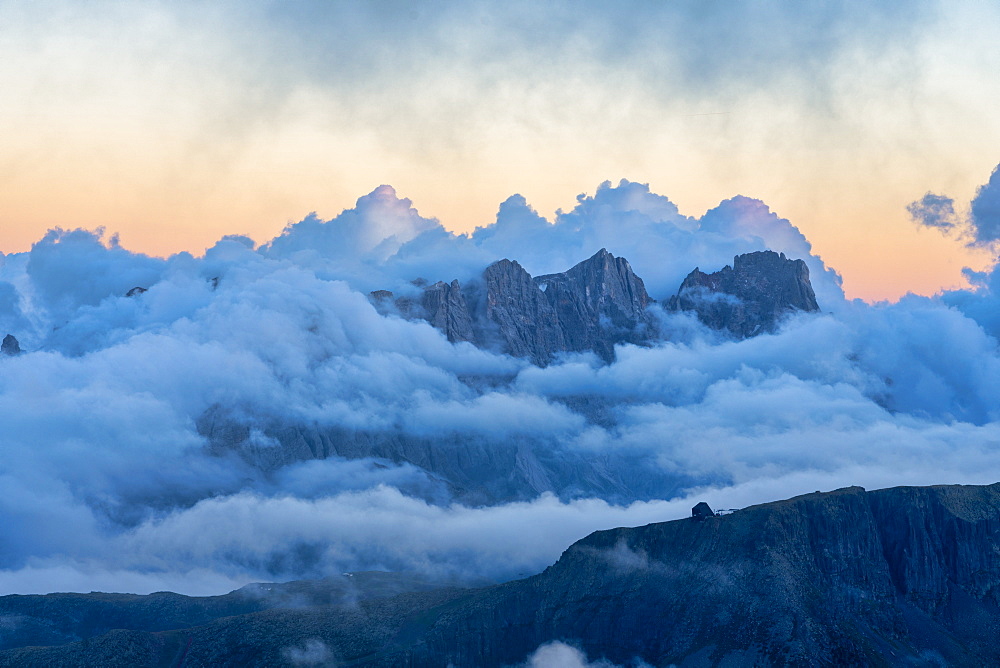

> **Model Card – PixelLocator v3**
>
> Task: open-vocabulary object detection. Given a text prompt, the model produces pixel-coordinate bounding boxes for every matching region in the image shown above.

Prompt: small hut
[691,501,715,521]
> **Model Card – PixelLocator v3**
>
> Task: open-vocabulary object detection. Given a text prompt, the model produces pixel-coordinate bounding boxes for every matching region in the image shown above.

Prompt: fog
[1,176,999,595]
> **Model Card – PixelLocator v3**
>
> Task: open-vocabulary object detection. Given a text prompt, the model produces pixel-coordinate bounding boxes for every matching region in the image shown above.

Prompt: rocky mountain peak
[669,250,819,337]
[372,250,655,365]
[533,248,652,362]
[1,334,20,356]
[373,248,816,363]
[481,258,565,363]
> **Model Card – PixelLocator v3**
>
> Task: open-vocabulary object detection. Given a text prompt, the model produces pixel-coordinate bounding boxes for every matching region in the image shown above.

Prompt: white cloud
[525,641,626,668]
[1,180,1000,596]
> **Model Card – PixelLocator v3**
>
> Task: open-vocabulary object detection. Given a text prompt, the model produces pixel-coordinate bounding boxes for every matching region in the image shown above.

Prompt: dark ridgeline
[668,250,820,337]
[5,483,1000,666]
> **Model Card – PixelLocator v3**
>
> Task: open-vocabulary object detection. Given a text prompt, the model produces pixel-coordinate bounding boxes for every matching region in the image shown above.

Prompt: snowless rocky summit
[668,250,820,337]
[379,248,820,362]
[374,248,653,364]
[1,334,20,356]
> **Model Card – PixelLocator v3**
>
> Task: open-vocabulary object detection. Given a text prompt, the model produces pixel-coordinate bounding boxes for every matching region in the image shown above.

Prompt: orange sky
[2,1,999,302]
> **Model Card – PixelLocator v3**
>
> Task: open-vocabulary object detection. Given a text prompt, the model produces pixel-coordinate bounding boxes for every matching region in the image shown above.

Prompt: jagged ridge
[373,248,653,365]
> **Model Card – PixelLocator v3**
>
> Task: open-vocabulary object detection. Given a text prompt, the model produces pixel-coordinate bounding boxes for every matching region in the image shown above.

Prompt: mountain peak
[669,249,819,337]
[1,334,21,356]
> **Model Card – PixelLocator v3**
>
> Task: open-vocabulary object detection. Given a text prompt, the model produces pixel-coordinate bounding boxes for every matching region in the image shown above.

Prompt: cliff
[533,248,651,362]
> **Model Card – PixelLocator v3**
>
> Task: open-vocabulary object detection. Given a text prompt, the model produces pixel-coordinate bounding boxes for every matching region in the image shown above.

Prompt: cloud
[258,1,931,111]
[524,640,635,668]
[907,162,1000,248]
[282,639,333,666]
[257,180,845,308]
[3,180,1000,597]
[908,193,959,231]
[971,164,1000,244]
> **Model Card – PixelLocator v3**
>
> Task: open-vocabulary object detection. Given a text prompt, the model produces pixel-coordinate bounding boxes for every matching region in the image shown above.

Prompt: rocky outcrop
[420,279,475,344]
[1,334,20,356]
[370,280,475,345]
[669,250,819,337]
[374,249,654,364]
[7,483,1000,666]
[479,259,566,363]
[533,249,652,362]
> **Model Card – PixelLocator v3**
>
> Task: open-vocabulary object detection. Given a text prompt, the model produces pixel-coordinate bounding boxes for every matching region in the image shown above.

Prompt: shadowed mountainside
[3,483,999,666]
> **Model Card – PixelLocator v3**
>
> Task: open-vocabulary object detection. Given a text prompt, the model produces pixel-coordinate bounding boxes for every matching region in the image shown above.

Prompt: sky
[2,0,1000,301]
[5,0,1000,602]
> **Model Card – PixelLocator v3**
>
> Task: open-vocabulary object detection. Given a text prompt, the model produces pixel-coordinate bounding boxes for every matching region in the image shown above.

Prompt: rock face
[375,249,654,364]
[420,279,475,344]
[195,407,683,506]
[6,483,1000,666]
[669,250,819,337]
[533,249,652,362]
[1,334,20,356]
[478,259,566,363]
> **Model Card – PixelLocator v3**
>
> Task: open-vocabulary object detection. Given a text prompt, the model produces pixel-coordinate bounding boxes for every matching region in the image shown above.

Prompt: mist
[1,178,1000,595]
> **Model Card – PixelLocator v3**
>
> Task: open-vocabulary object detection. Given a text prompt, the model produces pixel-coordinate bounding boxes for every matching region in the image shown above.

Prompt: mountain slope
[4,483,1000,666]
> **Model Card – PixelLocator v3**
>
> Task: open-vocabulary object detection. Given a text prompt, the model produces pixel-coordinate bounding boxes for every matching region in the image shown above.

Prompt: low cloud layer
[2,179,1000,595]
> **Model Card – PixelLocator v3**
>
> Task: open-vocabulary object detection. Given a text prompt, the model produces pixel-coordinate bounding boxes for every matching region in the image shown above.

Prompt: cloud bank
[1,179,1000,595]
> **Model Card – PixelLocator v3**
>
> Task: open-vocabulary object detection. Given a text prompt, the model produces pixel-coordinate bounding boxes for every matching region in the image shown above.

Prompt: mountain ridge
[195,248,824,508]
[3,482,999,666]
[373,247,817,365]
